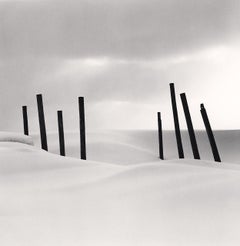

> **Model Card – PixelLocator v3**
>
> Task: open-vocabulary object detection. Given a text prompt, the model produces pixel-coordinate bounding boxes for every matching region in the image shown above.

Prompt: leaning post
[180,93,200,159]
[200,103,221,162]
[169,83,184,158]
[36,94,48,151]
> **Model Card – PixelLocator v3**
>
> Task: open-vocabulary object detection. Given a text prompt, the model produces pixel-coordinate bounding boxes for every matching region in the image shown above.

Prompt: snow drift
[0,131,33,146]
[32,130,240,164]
[1,130,240,245]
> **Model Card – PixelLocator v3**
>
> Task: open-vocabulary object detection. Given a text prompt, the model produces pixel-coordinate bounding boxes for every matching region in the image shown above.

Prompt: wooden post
[157,112,164,160]
[169,83,184,158]
[57,110,65,156]
[180,93,200,159]
[22,106,29,135]
[200,104,221,162]
[78,97,86,160]
[36,94,48,151]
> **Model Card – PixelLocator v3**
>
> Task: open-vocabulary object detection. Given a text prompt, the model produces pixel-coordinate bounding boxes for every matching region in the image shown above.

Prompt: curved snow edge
[0,131,34,146]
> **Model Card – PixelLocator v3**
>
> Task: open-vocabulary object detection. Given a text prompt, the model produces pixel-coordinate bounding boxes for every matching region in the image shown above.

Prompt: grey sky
[1,0,240,132]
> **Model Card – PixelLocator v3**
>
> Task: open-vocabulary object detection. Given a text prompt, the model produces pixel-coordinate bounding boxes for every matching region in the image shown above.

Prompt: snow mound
[1,142,240,245]
[0,131,33,146]
[32,129,240,164]
[32,131,158,165]
[2,130,240,245]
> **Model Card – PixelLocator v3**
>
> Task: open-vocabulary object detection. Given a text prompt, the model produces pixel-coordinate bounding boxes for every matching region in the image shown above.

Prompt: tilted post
[78,97,86,160]
[36,94,48,151]
[169,83,184,158]
[200,104,221,162]
[22,106,29,135]
[157,112,164,160]
[57,110,66,156]
[180,93,200,159]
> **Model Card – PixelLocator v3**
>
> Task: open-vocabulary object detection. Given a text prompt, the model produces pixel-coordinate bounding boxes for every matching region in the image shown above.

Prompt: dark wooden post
[57,110,65,156]
[36,94,48,151]
[169,83,184,158]
[22,106,29,135]
[180,93,200,159]
[78,97,86,160]
[200,104,221,162]
[157,112,164,160]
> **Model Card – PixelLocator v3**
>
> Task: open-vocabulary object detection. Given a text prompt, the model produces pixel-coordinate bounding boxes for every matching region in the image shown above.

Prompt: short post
[157,112,164,160]
[200,104,221,162]
[180,93,200,159]
[22,106,29,135]
[169,83,184,158]
[36,94,48,151]
[57,110,65,156]
[78,97,86,160]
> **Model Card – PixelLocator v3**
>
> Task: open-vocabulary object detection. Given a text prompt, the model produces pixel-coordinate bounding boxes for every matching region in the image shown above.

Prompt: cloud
[0,0,239,59]
[1,0,240,131]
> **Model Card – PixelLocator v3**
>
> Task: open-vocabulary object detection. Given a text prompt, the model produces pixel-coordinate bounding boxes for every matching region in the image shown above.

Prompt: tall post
[57,110,65,156]
[200,104,221,162]
[22,106,29,135]
[78,97,86,160]
[169,83,184,158]
[180,93,200,159]
[36,94,48,151]
[157,112,164,160]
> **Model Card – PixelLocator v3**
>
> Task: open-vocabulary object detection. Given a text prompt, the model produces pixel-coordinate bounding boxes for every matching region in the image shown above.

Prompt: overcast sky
[1,0,240,132]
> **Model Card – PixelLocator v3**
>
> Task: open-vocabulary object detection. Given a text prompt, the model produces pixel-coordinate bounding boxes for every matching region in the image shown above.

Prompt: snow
[1,130,240,245]
[32,130,159,165]
[0,131,33,146]
[32,130,240,164]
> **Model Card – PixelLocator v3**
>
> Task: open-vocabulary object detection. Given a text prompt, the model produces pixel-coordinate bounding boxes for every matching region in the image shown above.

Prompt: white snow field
[1,130,240,246]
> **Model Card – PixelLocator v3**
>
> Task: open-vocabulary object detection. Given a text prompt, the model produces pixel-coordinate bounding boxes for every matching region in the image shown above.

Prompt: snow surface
[32,130,240,164]
[0,131,33,146]
[1,130,240,245]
